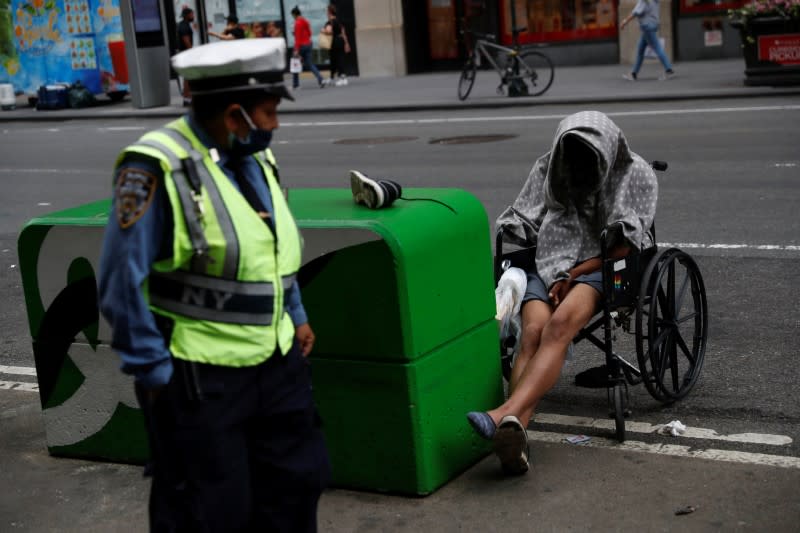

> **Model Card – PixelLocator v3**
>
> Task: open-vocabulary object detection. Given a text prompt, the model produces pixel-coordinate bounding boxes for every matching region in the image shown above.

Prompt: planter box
[731,16,800,86]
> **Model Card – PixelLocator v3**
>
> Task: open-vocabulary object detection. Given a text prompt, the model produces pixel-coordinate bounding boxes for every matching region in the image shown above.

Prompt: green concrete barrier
[18,188,503,495]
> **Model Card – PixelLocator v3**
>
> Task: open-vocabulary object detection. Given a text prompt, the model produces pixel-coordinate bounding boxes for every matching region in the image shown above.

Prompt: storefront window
[235,0,283,38]
[680,0,747,15]
[500,0,618,44]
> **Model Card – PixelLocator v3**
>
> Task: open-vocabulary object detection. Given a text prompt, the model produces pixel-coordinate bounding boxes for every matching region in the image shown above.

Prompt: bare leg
[488,283,601,427]
[509,300,551,395]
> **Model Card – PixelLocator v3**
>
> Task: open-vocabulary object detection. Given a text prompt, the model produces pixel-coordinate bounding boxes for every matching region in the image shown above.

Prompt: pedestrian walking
[621,0,675,81]
[176,7,194,105]
[321,4,351,86]
[290,6,325,89]
[98,38,330,532]
[208,14,245,41]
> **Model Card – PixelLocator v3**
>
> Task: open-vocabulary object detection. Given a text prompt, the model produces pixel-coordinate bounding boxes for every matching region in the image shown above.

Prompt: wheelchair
[494,162,708,442]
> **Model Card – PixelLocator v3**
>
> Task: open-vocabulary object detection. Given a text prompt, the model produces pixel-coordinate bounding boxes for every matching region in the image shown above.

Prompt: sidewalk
[2,58,798,122]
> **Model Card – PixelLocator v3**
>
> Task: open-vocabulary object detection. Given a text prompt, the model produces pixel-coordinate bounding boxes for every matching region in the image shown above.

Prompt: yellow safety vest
[119,117,302,366]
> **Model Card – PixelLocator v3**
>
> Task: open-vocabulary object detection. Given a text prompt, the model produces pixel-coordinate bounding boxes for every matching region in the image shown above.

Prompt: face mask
[228,107,273,156]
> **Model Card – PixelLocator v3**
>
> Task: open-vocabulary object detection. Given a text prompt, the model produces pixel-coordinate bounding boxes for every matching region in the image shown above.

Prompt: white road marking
[774,162,797,167]
[659,242,800,252]
[0,380,38,392]
[281,105,800,128]
[0,365,37,376]
[529,430,800,469]
[98,126,146,132]
[534,413,792,446]
[0,168,88,174]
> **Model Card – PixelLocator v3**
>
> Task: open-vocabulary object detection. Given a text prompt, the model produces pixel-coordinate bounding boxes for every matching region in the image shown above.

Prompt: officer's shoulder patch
[115,167,157,229]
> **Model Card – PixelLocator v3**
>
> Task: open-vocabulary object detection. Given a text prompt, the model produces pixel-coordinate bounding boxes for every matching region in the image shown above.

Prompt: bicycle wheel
[512,51,554,97]
[458,59,477,101]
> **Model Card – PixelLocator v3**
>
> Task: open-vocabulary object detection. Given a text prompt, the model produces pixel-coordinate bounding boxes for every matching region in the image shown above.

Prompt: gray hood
[496,111,658,288]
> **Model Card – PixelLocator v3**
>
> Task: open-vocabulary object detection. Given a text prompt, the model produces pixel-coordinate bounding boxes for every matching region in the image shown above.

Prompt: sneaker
[339,76,349,86]
[659,69,676,81]
[350,170,402,209]
[493,415,530,475]
[334,77,346,87]
[318,79,326,88]
[350,170,384,209]
[622,72,637,81]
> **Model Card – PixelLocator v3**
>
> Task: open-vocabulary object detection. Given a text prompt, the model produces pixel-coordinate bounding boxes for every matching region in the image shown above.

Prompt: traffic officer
[98,38,330,532]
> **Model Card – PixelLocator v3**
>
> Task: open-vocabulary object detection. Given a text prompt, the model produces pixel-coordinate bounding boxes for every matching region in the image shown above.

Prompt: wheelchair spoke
[657,285,670,320]
[674,269,691,315]
[667,261,676,318]
[675,311,699,325]
[674,330,696,365]
[655,333,671,385]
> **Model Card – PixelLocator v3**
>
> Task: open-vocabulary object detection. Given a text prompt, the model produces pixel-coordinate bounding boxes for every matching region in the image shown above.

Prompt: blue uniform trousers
[137,343,330,533]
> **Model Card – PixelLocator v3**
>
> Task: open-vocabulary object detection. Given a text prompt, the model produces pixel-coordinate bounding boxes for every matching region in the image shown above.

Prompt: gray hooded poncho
[496,111,658,289]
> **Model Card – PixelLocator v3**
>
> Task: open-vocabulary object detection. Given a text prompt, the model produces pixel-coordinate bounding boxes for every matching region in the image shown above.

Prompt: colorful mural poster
[0,0,127,97]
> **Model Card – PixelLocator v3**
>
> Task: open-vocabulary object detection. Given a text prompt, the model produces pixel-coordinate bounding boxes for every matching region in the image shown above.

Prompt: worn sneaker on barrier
[350,170,402,209]
[350,170,384,208]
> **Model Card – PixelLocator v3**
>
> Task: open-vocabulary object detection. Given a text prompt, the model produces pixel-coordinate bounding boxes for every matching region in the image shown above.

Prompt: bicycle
[457,30,554,101]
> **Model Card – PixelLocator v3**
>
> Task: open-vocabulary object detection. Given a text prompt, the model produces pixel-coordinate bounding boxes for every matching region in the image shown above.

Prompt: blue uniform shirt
[98,114,308,388]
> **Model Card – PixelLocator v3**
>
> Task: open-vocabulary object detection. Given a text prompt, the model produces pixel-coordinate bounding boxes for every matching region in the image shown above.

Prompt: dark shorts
[522,269,603,304]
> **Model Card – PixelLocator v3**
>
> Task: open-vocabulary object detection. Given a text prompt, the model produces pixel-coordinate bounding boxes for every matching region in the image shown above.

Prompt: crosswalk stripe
[533,413,793,446]
[529,430,800,469]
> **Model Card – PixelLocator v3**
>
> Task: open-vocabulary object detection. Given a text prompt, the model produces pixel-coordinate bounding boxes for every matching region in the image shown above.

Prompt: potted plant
[729,0,800,85]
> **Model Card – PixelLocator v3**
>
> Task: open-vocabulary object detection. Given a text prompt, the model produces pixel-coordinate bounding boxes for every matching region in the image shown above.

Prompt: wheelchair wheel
[609,383,627,442]
[635,248,708,403]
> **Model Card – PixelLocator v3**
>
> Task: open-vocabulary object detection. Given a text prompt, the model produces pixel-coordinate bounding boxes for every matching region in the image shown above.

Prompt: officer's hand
[295,323,315,357]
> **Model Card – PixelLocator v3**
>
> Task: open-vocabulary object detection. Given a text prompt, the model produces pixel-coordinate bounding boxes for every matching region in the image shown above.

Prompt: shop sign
[704,30,723,47]
[758,34,800,65]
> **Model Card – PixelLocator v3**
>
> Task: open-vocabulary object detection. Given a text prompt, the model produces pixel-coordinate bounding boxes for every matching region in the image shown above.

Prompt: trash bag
[68,81,96,108]
[495,267,527,321]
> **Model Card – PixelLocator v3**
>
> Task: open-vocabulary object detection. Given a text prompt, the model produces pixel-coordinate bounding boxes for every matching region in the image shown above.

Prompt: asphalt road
[1,96,799,530]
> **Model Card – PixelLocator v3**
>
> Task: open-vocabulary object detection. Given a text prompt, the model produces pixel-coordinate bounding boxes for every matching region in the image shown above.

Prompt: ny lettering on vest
[181,286,234,310]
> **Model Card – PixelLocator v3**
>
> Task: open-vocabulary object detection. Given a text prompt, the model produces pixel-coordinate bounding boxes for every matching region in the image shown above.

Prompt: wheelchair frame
[494,162,708,442]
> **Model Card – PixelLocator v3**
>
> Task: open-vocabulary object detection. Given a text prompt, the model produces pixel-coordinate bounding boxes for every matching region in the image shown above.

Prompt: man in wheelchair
[467,111,658,474]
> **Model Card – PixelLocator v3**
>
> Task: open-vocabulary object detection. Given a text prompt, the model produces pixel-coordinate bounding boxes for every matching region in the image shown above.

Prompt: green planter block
[18,189,504,494]
[18,200,147,463]
[290,188,497,361]
[312,320,503,495]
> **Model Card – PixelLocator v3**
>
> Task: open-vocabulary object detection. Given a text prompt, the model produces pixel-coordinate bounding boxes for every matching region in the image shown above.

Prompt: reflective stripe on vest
[159,127,241,279]
[149,271,275,326]
[131,137,211,272]
[148,271,297,326]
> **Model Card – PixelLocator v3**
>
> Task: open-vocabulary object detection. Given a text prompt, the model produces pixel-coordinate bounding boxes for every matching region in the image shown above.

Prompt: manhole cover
[334,136,418,145]
[429,134,518,145]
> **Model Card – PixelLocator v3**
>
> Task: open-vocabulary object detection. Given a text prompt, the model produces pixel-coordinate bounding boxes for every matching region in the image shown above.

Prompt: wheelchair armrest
[495,225,536,282]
